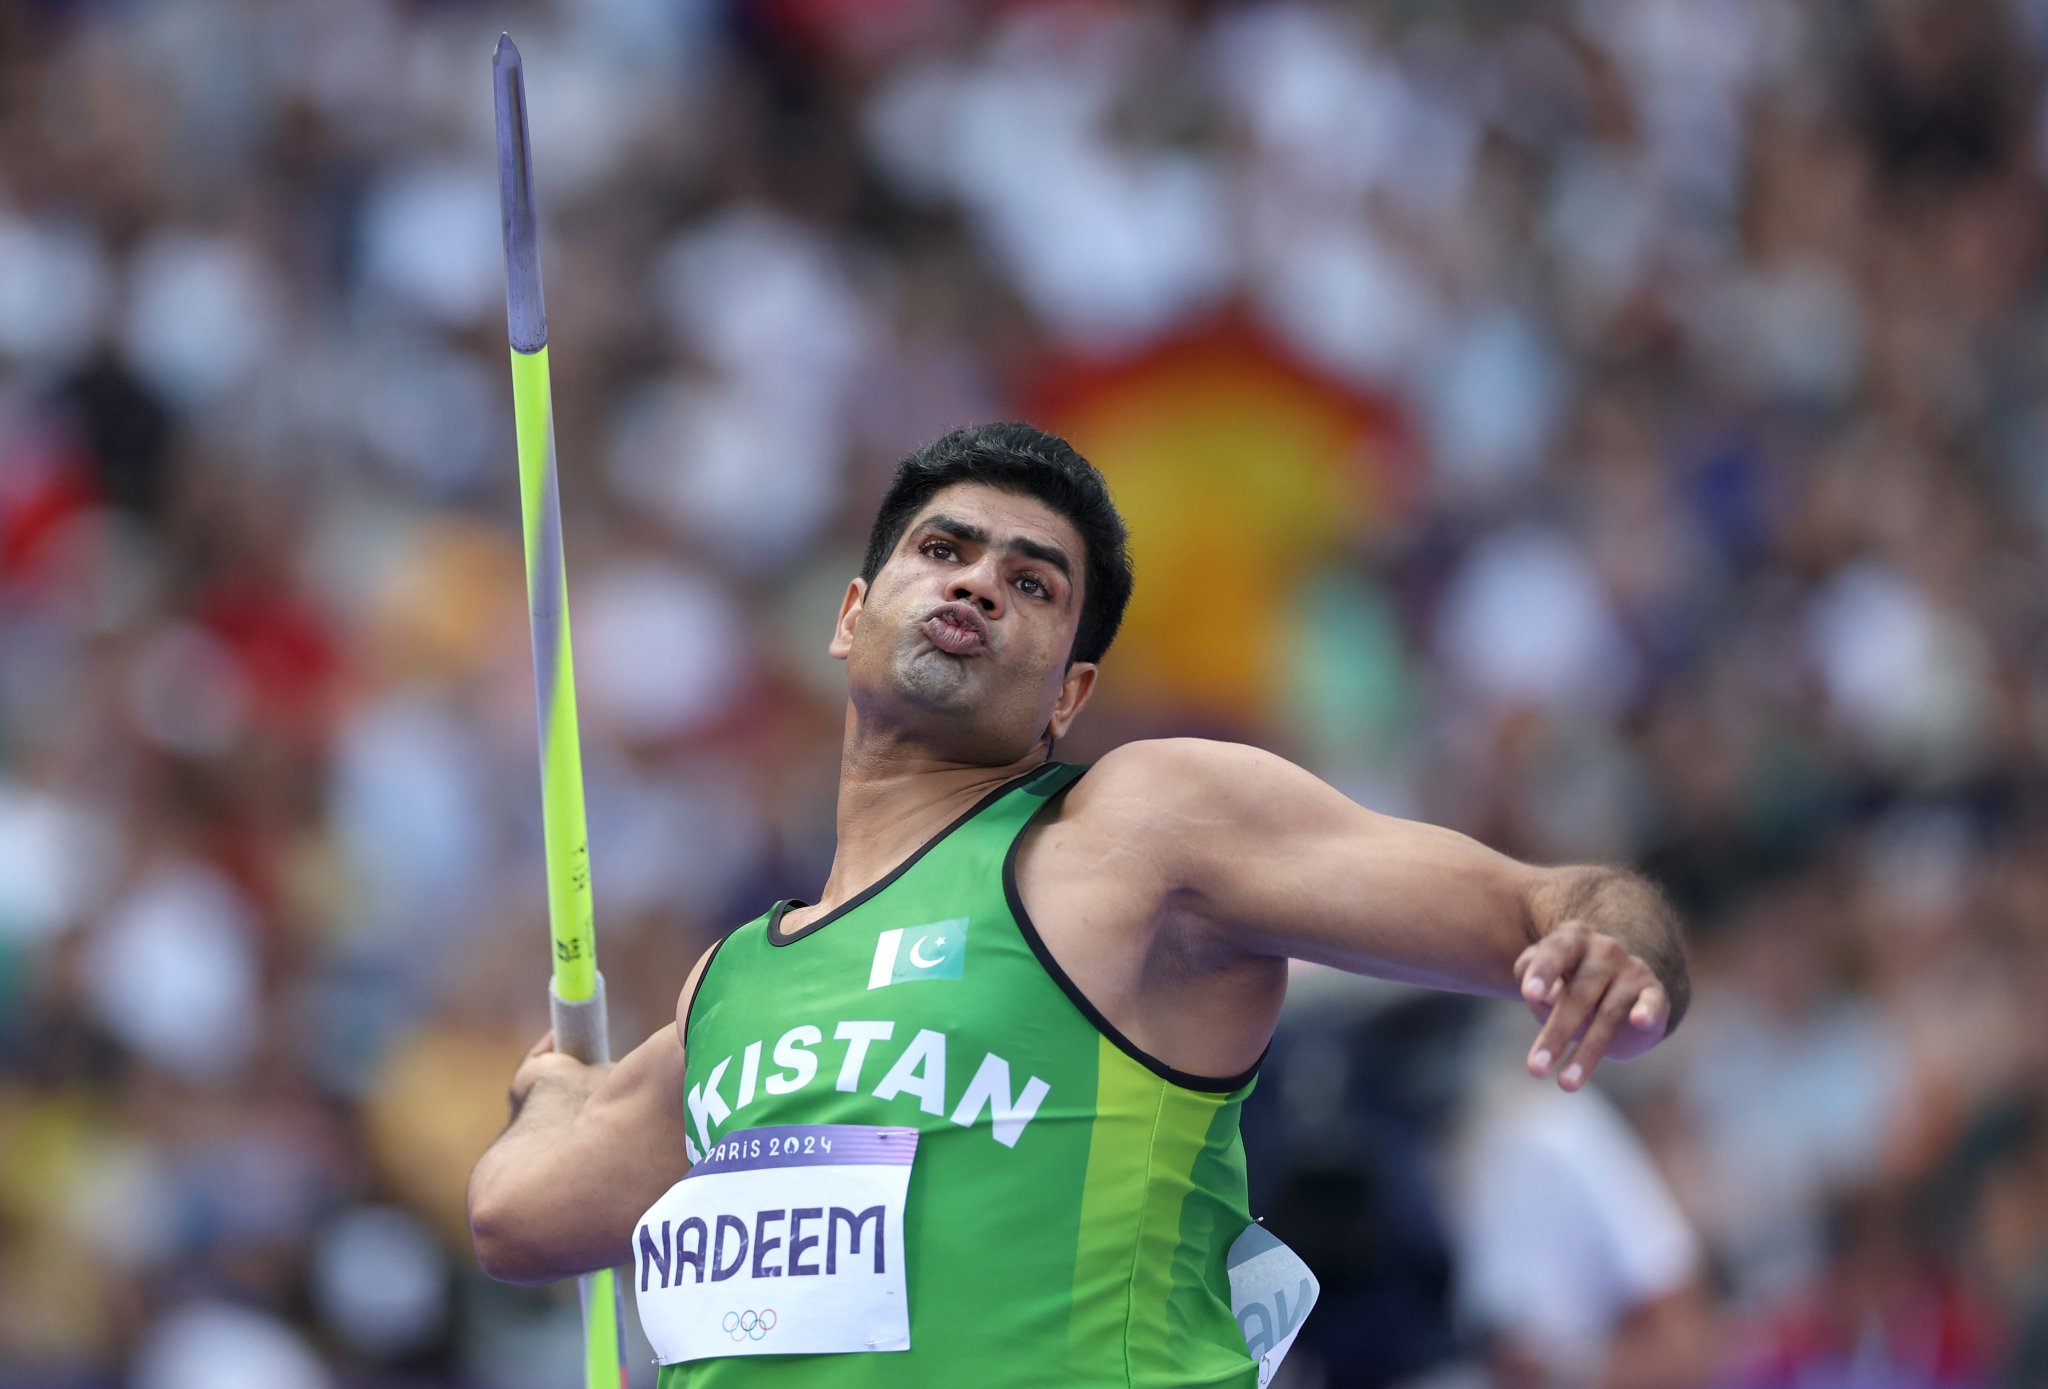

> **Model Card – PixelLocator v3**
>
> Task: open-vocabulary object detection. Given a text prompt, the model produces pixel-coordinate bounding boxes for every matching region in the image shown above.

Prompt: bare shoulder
[1011,741,1246,918]
[1086,735,1287,785]
[1076,737,1296,814]
[1039,739,1335,921]
[1071,738,1339,847]
[1021,741,1289,1076]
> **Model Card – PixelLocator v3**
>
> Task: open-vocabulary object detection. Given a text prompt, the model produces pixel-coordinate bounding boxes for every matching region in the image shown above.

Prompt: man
[1450,1020,1716,1388]
[467,422,1689,1387]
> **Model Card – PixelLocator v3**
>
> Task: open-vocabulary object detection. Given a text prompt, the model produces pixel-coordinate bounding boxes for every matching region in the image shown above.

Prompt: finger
[1527,936,1622,1077]
[1557,969,1653,1089]
[1529,978,1602,1078]
[525,1029,557,1059]
[1628,983,1670,1032]
[1517,924,1588,1007]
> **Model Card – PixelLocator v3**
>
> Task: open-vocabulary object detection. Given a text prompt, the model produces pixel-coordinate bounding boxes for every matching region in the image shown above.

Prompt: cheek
[1031,631,1075,693]
[853,577,908,633]
[880,567,935,611]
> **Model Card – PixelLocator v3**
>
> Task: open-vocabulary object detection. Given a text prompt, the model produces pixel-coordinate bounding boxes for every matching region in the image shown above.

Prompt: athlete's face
[830,484,1098,762]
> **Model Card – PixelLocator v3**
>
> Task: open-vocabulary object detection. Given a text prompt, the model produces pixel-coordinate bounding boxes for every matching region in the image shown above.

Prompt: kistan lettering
[691,1022,1051,1151]
[687,1056,733,1153]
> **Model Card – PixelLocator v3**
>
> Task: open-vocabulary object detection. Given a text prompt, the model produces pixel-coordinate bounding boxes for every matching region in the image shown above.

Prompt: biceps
[1198,803,1540,995]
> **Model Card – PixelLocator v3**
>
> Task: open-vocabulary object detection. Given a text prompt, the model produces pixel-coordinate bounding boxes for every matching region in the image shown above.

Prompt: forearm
[471,1069,600,1210]
[469,1023,695,1283]
[1529,866,1690,1035]
[469,1072,609,1283]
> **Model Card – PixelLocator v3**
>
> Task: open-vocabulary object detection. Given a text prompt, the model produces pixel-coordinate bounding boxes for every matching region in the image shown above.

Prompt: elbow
[468,1178,557,1285]
[471,1216,555,1286]
[469,1223,530,1286]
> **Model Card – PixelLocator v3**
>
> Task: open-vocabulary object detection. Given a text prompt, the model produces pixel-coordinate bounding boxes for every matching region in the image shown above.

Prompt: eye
[921,539,958,562]
[1016,573,1050,599]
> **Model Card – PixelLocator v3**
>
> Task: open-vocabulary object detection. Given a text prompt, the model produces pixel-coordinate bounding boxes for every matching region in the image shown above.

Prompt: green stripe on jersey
[659,763,1259,1388]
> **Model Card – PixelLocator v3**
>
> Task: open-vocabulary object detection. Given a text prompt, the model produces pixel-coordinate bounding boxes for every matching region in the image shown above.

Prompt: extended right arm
[468,949,713,1283]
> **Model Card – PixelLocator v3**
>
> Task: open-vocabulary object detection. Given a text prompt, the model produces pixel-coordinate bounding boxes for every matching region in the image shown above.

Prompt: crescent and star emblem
[909,937,948,969]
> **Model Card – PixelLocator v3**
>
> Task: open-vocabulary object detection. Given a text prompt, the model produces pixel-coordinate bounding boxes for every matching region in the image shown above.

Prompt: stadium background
[3,0,2047,1385]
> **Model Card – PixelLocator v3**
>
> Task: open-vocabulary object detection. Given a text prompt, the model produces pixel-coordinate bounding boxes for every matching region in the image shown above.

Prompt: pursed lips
[922,602,989,656]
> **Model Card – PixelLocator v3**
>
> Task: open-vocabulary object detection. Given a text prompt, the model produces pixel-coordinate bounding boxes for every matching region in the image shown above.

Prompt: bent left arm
[1102,739,1689,1087]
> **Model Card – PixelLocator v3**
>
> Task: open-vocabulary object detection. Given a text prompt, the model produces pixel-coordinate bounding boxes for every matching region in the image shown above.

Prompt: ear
[1044,660,1098,743]
[828,577,867,661]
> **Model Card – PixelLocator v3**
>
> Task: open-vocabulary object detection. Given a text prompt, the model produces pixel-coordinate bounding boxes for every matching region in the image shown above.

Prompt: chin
[861,643,1044,763]
[891,649,980,711]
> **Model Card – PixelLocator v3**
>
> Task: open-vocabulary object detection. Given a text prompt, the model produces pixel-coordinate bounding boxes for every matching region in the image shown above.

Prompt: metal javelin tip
[493,33,547,353]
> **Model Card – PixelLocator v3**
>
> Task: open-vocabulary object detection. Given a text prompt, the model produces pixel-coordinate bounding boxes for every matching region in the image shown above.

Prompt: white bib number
[1229,1223,1319,1387]
[633,1124,917,1363]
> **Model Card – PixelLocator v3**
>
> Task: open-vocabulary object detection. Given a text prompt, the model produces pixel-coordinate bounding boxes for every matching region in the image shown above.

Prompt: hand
[508,1029,608,1113]
[1513,920,1672,1090]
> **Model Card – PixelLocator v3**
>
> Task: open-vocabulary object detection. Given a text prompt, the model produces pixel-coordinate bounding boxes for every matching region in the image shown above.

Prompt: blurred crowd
[3,0,2048,1385]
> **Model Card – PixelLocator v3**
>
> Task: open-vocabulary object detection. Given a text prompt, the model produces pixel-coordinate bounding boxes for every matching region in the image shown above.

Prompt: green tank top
[656,762,1260,1388]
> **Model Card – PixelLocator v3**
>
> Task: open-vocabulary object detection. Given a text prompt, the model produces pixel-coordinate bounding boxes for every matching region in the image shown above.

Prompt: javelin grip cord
[550,973,612,1067]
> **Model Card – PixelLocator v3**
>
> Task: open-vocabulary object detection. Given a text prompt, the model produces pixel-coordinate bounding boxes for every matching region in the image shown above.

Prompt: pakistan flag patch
[868,918,968,989]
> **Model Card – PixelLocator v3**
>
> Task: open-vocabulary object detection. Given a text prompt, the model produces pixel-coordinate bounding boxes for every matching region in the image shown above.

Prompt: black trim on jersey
[766,763,1064,947]
[1004,766,1265,1095]
[679,930,732,1046]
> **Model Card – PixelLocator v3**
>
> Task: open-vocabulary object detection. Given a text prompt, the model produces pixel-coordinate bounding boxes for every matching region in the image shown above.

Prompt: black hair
[860,422,1134,664]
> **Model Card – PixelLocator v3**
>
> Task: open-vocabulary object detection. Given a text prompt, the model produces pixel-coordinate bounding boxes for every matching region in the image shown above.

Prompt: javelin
[493,34,625,1389]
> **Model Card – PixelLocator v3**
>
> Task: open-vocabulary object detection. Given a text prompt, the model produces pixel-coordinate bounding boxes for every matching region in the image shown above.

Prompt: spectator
[1449,1024,1716,1389]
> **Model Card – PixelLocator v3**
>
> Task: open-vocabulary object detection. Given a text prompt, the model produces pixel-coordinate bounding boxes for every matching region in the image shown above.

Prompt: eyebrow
[920,512,1074,582]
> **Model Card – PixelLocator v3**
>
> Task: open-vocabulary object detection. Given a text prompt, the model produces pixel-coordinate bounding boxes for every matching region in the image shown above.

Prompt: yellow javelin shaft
[510,344,598,1006]
[511,342,622,1388]
[497,33,624,1389]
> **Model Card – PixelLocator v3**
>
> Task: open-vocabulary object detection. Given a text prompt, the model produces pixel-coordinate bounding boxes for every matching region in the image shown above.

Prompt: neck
[813,706,1045,914]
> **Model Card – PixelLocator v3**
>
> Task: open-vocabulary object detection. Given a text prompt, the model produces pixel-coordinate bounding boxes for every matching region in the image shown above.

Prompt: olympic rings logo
[722,1308,778,1342]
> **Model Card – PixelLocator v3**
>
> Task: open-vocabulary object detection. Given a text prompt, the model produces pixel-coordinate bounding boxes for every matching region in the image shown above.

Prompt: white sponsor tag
[1228,1223,1319,1387]
[633,1124,917,1362]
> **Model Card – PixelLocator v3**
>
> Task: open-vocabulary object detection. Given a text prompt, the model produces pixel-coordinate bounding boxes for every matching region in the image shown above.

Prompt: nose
[948,555,1003,615]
